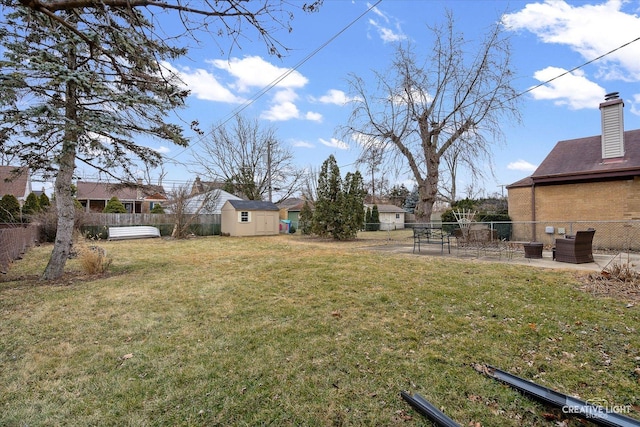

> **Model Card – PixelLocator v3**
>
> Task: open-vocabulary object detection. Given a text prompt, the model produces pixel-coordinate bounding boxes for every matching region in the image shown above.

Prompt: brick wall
[508,177,640,245]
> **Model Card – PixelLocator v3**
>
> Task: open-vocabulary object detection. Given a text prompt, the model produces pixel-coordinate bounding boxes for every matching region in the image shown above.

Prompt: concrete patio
[364,242,640,273]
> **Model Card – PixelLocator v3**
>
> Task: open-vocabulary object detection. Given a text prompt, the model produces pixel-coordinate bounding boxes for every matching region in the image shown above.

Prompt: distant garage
[221,200,280,236]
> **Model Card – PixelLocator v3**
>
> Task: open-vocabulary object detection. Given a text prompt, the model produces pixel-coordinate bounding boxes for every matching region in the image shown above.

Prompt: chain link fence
[291,219,640,253]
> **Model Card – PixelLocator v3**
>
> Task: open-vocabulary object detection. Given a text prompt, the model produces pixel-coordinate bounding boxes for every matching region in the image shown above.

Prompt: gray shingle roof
[227,200,279,211]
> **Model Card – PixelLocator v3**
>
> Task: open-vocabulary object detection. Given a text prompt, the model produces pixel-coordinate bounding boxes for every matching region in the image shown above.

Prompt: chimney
[600,92,624,159]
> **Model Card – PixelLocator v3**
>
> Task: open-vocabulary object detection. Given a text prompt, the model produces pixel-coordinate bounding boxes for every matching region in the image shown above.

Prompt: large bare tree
[346,11,520,222]
[192,115,303,203]
[0,0,321,280]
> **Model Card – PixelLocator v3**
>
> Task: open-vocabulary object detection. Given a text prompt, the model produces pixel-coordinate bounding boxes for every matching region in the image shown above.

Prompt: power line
[511,35,640,102]
[161,0,383,167]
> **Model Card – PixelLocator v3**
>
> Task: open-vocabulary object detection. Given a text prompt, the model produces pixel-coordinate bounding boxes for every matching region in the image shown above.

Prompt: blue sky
[81,1,640,198]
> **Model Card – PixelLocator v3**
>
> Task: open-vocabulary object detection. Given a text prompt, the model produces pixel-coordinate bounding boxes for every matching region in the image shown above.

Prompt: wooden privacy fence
[0,224,40,273]
[80,213,221,237]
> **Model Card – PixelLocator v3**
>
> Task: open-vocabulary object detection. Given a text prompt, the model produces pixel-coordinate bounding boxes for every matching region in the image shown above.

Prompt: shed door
[256,212,274,235]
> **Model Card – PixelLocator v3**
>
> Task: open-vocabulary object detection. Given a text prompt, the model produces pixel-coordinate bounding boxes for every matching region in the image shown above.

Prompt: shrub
[39,193,51,210]
[78,245,112,275]
[22,192,41,217]
[299,201,313,235]
[33,203,89,242]
[0,194,21,222]
[150,203,165,214]
[371,204,380,231]
[103,197,127,213]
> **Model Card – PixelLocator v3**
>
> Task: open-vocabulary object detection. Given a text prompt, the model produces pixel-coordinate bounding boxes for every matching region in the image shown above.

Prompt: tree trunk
[42,145,76,280]
[42,40,78,281]
[415,147,441,223]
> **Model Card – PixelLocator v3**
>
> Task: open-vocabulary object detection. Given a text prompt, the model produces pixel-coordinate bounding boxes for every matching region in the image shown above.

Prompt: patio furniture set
[412,226,597,264]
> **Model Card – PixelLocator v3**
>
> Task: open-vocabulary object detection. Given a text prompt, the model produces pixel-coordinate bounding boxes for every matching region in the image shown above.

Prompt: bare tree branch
[344,11,520,222]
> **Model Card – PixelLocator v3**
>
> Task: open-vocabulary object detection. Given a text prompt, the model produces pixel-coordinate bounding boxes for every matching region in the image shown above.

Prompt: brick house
[76,180,166,213]
[507,93,640,244]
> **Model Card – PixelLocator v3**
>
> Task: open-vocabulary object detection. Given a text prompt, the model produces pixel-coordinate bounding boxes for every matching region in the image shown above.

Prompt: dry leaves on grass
[578,263,640,302]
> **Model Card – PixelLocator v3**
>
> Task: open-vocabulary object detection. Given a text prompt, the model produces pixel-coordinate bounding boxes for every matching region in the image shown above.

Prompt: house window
[240,211,250,222]
[396,213,400,219]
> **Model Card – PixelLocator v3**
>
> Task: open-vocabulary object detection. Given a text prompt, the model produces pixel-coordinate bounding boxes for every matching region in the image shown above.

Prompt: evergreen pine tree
[103,197,127,213]
[22,192,41,217]
[365,207,372,231]
[299,200,313,235]
[371,204,381,231]
[150,203,165,214]
[39,193,51,211]
[312,155,342,238]
[341,171,366,239]
[0,194,21,222]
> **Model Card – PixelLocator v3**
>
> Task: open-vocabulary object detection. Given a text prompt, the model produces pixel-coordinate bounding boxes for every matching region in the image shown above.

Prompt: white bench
[108,226,161,241]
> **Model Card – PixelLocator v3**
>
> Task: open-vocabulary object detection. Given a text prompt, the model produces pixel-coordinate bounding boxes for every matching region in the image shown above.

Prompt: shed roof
[0,166,30,200]
[366,203,406,213]
[226,200,279,211]
[508,129,640,187]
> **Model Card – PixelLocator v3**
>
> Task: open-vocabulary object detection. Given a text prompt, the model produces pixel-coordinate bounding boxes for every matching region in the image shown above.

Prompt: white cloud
[368,2,390,23]
[503,1,640,80]
[319,137,349,150]
[530,66,605,109]
[261,102,300,121]
[154,146,171,154]
[161,62,245,103]
[507,159,538,172]
[260,88,300,121]
[630,93,640,116]
[368,18,407,43]
[209,56,308,93]
[291,139,314,148]
[305,111,323,122]
[316,89,355,106]
[365,3,407,43]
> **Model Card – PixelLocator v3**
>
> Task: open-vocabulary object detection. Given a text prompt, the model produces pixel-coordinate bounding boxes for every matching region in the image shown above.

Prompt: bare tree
[356,146,387,202]
[192,115,303,203]
[165,181,220,239]
[0,1,321,280]
[299,165,319,203]
[345,11,520,222]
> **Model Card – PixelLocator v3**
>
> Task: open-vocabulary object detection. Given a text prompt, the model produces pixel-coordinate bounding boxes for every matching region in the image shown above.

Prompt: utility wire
[162,0,383,167]
[510,35,640,102]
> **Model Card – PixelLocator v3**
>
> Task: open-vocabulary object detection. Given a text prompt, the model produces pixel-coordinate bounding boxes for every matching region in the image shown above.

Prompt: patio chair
[554,229,595,264]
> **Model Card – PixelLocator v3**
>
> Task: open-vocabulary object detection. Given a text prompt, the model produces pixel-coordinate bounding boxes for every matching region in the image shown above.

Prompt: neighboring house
[365,203,406,231]
[507,92,640,243]
[167,189,242,215]
[76,180,167,213]
[277,197,306,225]
[190,176,227,196]
[0,166,31,205]
[221,200,280,236]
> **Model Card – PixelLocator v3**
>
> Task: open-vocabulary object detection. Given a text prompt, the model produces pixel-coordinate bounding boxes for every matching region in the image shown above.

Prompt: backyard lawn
[1,234,639,426]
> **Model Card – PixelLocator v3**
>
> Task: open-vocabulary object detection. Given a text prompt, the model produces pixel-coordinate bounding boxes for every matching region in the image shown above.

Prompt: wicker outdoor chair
[554,229,595,264]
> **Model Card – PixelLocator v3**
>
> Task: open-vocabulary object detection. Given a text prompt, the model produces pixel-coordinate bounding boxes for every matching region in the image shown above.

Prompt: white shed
[221,200,280,236]
[366,204,406,231]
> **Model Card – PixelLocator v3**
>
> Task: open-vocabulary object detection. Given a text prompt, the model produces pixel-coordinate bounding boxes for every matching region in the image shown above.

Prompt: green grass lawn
[1,234,639,426]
